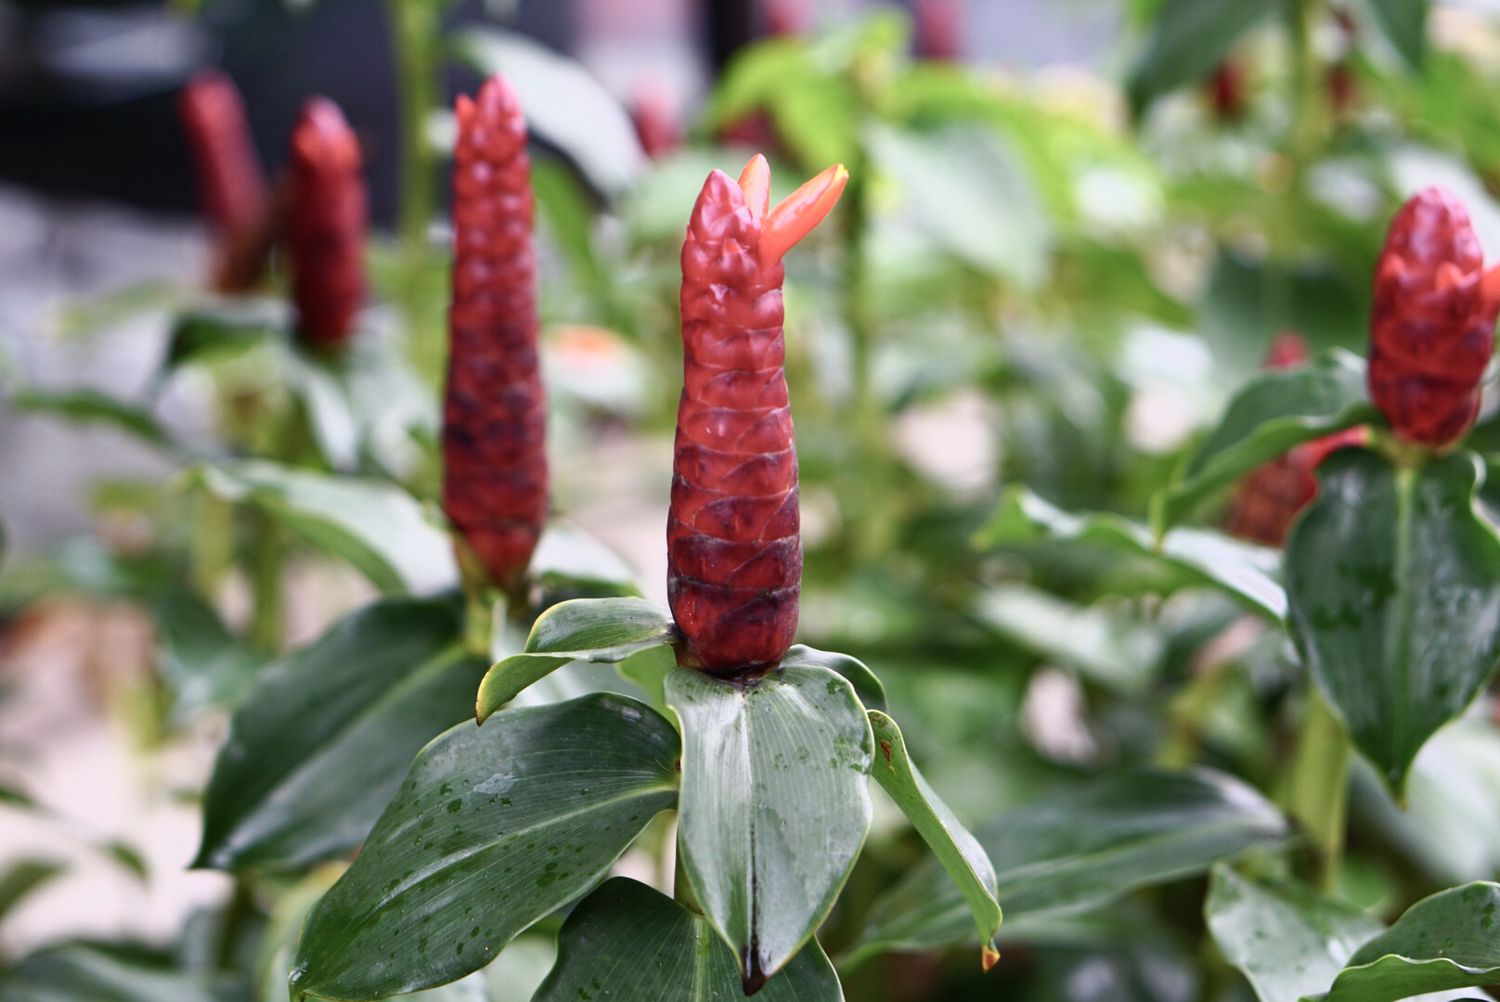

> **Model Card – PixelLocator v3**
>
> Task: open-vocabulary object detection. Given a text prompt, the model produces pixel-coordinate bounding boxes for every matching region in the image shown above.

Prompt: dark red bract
[178,72,273,292]
[668,155,846,673]
[286,98,366,351]
[1368,186,1500,447]
[442,75,549,593]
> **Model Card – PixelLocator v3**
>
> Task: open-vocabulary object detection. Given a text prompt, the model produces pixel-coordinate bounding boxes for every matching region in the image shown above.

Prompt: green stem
[1282,691,1351,892]
[386,0,440,259]
[248,511,285,654]
[672,826,702,915]
[463,583,496,658]
[215,878,255,971]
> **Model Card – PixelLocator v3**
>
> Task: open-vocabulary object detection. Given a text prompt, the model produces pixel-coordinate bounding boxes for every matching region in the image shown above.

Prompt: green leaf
[666,664,874,987]
[534,878,843,1001]
[780,645,888,713]
[161,302,282,374]
[1317,882,1500,1002]
[2,943,246,1002]
[1286,449,1500,795]
[527,525,640,599]
[189,460,457,594]
[194,596,480,872]
[973,584,1164,695]
[1205,866,1384,1002]
[1154,350,1371,533]
[0,860,65,922]
[475,597,674,722]
[979,487,1286,621]
[152,590,262,718]
[290,693,678,999]
[865,123,1052,290]
[1365,0,1428,70]
[12,388,177,452]
[1126,0,1272,115]
[854,767,1288,958]
[867,710,1001,966]
[452,29,644,197]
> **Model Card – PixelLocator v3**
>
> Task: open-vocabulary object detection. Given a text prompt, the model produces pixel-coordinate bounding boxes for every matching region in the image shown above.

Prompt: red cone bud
[442,75,549,592]
[1368,187,1500,447]
[668,155,846,673]
[178,72,273,292]
[286,97,366,350]
[630,81,680,160]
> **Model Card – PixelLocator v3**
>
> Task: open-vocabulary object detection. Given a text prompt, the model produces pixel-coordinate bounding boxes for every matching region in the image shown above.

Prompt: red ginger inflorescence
[668,154,847,673]
[1368,186,1500,447]
[287,97,366,351]
[1229,332,1366,547]
[442,75,549,593]
[178,72,273,292]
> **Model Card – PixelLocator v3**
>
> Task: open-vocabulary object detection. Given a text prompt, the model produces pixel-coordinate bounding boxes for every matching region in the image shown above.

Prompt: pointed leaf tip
[760,163,848,265]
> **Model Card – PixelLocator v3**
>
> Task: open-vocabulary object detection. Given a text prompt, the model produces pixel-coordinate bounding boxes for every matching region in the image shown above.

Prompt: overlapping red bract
[1229,333,1365,547]
[178,72,273,292]
[1368,186,1500,447]
[442,75,549,591]
[287,98,366,350]
[668,156,845,672]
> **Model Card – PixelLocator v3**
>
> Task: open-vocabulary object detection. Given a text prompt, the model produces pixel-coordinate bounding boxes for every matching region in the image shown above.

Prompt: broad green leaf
[780,644,888,712]
[1154,350,1371,533]
[1286,449,1500,795]
[1205,866,1383,1002]
[534,878,843,1001]
[0,860,65,922]
[153,590,262,718]
[475,597,674,722]
[868,710,1002,967]
[1318,882,1500,1002]
[1,943,246,1002]
[452,29,644,197]
[12,388,177,452]
[980,487,1286,620]
[161,302,282,374]
[865,123,1052,289]
[194,597,479,872]
[189,460,458,594]
[854,767,1288,957]
[290,693,678,999]
[973,584,1164,694]
[666,664,874,987]
[1126,0,1271,115]
[1365,0,1428,70]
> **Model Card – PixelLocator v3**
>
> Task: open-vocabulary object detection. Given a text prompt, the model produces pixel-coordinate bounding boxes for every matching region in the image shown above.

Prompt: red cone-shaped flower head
[287,97,366,351]
[1229,332,1366,547]
[630,80,681,161]
[668,154,847,673]
[1368,186,1500,447]
[442,75,548,593]
[915,0,962,60]
[178,72,273,292]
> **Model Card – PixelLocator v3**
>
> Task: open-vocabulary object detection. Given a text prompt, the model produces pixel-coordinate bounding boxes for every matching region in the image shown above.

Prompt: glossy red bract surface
[1368,186,1499,447]
[442,75,549,591]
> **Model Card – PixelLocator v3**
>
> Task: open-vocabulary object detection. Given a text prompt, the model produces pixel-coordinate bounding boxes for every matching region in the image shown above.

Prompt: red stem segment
[442,75,549,594]
[668,155,846,673]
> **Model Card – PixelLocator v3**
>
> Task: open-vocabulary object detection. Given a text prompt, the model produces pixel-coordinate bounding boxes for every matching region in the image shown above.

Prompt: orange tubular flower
[1368,186,1500,447]
[442,75,548,593]
[668,155,847,673]
[178,72,273,292]
[286,97,366,351]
